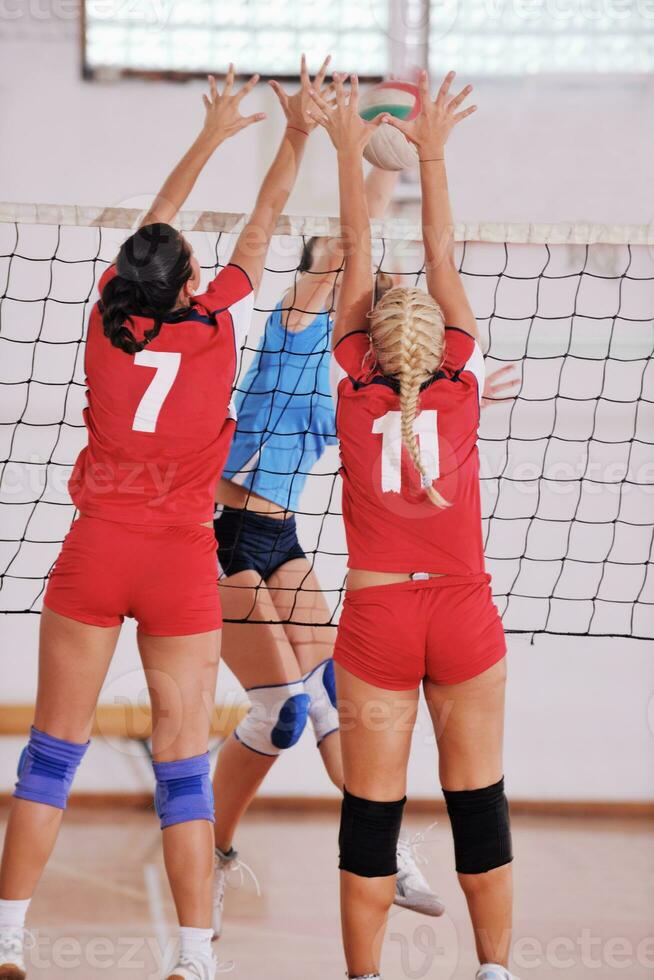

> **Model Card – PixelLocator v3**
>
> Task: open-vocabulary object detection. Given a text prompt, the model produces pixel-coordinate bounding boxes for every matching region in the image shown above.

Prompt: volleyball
[359,81,420,171]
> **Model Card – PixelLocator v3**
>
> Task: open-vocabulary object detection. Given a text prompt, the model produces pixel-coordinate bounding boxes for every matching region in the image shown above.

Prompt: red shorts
[334,573,506,691]
[44,516,221,636]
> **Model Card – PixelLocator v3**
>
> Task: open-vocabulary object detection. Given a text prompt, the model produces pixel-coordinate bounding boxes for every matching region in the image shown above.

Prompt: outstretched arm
[385,69,478,340]
[281,167,398,333]
[140,67,264,228]
[229,55,333,293]
[309,75,387,347]
[365,167,400,221]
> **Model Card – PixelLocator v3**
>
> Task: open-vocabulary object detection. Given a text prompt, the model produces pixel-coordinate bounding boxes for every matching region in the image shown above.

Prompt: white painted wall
[1,614,653,801]
[0,17,652,223]
[0,11,653,802]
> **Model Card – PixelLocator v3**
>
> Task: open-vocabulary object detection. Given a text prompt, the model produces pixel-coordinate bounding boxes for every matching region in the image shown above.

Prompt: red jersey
[334,326,485,575]
[69,263,254,525]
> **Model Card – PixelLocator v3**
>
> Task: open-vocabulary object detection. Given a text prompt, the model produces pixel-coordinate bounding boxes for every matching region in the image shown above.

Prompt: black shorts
[214,507,306,580]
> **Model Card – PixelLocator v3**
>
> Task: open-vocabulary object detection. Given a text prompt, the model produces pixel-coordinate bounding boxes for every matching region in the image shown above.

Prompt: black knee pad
[442,776,513,875]
[339,787,406,878]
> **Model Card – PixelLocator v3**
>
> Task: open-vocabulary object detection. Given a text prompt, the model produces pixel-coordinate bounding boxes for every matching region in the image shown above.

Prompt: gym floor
[0,806,651,980]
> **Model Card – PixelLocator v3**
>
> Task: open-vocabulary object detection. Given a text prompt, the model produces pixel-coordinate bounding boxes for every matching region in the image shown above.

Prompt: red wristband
[287,124,310,137]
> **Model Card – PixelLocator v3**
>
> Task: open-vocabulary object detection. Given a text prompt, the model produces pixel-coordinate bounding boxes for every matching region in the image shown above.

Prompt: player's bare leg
[138,628,220,931]
[209,572,306,937]
[272,562,443,920]
[267,559,343,786]
[0,609,119,976]
[334,663,419,978]
[423,658,513,970]
[0,609,119,896]
[212,570,304,852]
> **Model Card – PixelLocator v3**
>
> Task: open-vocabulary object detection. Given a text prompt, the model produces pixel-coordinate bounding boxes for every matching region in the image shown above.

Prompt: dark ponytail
[101,223,193,354]
[374,271,394,304]
[298,236,318,274]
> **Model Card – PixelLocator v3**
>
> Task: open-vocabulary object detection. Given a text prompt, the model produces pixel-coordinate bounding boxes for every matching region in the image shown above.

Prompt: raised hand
[308,74,387,154]
[269,54,334,135]
[481,365,521,409]
[201,65,266,146]
[385,69,476,158]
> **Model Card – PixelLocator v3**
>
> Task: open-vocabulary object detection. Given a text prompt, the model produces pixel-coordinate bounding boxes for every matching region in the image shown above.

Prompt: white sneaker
[167,952,226,979]
[212,846,260,940]
[394,832,445,917]
[0,927,27,980]
[476,965,519,980]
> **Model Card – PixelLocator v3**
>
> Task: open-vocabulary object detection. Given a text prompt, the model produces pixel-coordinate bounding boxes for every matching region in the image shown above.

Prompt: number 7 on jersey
[132,351,181,433]
[372,410,440,493]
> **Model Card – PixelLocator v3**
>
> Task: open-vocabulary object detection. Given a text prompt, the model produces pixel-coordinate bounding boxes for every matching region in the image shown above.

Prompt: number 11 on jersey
[372,410,440,493]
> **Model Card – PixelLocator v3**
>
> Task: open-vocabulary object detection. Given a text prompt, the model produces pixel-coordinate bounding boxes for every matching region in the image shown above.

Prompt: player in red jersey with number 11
[309,72,516,980]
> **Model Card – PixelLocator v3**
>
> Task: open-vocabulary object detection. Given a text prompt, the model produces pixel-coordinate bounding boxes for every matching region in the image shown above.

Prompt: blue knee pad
[234,681,310,756]
[303,658,339,746]
[153,752,214,830]
[14,726,90,810]
[273,692,310,750]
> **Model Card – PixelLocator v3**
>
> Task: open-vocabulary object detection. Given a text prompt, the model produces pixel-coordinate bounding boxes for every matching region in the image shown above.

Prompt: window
[428,0,654,75]
[83,0,654,78]
[83,0,390,79]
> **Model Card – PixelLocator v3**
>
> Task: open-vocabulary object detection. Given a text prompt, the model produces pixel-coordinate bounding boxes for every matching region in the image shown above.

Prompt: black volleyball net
[0,204,652,639]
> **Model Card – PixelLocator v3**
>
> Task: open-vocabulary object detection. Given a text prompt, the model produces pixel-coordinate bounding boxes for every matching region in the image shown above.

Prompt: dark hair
[298,236,318,274]
[374,271,394,304]
[101,223,193,354]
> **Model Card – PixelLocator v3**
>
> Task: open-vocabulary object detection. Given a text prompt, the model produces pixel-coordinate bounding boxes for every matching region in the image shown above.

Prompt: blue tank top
[222,302,337,512]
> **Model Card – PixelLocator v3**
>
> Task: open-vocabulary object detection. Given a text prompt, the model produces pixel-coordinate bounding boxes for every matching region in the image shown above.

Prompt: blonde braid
[369,287,449,508]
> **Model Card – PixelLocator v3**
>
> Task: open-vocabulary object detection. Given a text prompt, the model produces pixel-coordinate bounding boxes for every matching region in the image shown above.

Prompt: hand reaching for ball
[384,69,476,158]
[269,54,334,135]
[308,74,388,154]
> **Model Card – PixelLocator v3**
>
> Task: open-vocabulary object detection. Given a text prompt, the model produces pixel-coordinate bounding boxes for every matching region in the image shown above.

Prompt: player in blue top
[209,159,450,932]
[221,279,336,513]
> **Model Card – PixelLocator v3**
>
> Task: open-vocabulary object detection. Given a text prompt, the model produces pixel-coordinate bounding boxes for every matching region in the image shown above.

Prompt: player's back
[334,326,485,576]
[223,302,337,511]
[232,301,334,432]
[70,263,254,525]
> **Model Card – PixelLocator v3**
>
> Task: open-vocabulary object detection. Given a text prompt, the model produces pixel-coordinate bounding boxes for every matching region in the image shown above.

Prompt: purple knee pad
[153,752,214,830]
[14,726,90,810]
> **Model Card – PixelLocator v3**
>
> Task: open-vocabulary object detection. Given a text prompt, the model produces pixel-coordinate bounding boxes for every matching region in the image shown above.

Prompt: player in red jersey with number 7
[309,72,516,980]
[0,61,325,980]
